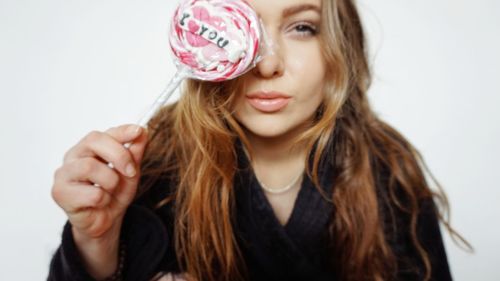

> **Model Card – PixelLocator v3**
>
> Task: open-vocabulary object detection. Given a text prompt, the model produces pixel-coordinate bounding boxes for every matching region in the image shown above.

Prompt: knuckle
[108,172,120,189]
[62,150,71,162]
[89,189,104,206]
[51,168,67,202]
[79,158,96,175]
[84,130,102,143]
[53,166,64,181]
[63,146,80,163]
[99,170,119,191]
[104,126,118,134]
[50,184,61,202]
[51,184,67,209]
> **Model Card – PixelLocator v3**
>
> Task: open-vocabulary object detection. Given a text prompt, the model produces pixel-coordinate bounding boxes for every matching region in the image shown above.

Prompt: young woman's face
[233,0,325,139]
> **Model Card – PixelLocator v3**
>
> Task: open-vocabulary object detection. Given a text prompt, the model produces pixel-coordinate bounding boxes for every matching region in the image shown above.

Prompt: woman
[48,0,467,280]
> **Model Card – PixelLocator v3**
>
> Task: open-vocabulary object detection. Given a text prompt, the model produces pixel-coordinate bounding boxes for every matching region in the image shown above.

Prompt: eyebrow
[282,4,321,18]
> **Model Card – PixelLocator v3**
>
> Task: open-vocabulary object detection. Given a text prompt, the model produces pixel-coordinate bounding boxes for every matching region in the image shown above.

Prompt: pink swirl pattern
[169,0,261,81]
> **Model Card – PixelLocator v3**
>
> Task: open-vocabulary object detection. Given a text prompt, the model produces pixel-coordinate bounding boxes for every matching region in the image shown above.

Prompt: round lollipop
[136,0,263,126]
[170,0,262,81]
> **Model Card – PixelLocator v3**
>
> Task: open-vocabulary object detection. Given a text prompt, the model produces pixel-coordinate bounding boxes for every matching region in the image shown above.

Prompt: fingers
[52,157,119,213]
[52,124,149,217]
[63,125,144,178]
[105,124,144,145]
[52,182,112,214]
[106,125,149,164]
[125,126,149,165]
[59,157,120,193]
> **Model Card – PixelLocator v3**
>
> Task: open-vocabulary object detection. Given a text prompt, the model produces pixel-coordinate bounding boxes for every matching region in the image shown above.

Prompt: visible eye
[290,22,318,37]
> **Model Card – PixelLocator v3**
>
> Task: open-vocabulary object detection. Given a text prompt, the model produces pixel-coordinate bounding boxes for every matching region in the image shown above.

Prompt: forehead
[246,0,321,19]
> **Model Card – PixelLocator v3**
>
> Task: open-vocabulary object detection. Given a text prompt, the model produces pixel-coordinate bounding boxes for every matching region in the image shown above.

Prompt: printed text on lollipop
[180,12,229,49]
[177,7,246,63]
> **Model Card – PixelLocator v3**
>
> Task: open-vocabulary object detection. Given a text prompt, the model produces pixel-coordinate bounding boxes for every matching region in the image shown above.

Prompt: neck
[242,123,309,190]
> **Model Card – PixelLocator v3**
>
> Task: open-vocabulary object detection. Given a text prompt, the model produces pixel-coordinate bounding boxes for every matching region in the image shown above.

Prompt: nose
[252,40,284,79]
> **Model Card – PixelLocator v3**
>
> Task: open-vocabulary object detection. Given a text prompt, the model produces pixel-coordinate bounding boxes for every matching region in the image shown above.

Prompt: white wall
[359,1,500,280]
[0,0,498,280]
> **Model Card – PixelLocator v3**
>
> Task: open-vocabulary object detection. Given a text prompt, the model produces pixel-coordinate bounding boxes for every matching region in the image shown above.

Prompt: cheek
[289,54,325,105]
[288,41,325,76]
[232,94,249,123]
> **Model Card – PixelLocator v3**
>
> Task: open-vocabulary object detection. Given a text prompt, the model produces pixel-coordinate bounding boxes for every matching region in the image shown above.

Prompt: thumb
[126,127,149,166]
[113,127,149,206]
[104,124,148,165]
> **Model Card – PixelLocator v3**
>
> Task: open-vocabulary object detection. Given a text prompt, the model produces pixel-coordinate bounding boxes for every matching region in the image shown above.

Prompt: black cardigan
[47,141,452,281]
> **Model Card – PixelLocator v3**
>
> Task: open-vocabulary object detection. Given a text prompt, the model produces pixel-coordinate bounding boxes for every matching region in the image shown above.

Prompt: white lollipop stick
[104,0,263,176]
[136,67,192,128]
[123,0,265,150]
[122,67,191,150]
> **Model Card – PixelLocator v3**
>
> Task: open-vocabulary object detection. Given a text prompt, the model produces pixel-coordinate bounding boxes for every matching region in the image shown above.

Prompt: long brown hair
[138,0,471,280]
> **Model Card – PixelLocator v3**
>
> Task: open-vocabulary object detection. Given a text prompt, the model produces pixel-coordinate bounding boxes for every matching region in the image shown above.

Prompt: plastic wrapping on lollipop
[169,0,274,81]
[135,0,274,127]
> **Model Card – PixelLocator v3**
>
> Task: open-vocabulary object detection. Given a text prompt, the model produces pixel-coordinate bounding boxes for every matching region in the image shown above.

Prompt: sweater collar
[232,138,336,279]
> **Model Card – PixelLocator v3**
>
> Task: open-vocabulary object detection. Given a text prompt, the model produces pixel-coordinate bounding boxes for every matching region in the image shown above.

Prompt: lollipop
[170,0,262,81]
[136,0,263,126]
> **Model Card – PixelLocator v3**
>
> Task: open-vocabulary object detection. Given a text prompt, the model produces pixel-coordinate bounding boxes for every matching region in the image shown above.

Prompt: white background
[1,0,498,280]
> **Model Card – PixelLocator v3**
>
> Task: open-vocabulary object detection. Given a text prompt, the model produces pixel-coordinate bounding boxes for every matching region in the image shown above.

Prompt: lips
[246,91,291,113]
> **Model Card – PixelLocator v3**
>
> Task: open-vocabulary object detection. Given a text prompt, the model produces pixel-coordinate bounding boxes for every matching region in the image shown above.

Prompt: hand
[51,124,148,240]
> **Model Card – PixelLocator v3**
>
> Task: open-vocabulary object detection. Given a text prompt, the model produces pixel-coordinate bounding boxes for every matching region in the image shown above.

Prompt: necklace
[242,145,305,194]
[257,170,304,194]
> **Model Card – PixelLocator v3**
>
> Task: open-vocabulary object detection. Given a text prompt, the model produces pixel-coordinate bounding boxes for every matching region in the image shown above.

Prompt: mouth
[245,91,291,113]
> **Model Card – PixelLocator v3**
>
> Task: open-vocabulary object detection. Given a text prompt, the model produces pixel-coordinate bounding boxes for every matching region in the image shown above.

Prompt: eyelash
[290,22,318,37]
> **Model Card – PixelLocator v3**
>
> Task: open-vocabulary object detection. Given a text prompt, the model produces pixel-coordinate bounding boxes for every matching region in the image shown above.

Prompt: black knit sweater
[47,141,452,281]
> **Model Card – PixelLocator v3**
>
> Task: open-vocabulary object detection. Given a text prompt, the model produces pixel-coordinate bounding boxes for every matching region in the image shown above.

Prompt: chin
[234,106,316,140]
[246,126,289,138]
[237,116,294,139]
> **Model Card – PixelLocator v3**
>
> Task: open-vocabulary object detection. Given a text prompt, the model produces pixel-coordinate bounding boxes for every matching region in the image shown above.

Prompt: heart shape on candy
[170,0,262,81]
[193,6,226,32]
[186,6,226,48]
[136,0,262,128]
[187,21,200,33]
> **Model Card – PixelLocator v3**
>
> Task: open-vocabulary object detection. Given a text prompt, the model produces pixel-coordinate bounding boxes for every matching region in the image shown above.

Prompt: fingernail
[125,163,136,177]
[128,125,142,136]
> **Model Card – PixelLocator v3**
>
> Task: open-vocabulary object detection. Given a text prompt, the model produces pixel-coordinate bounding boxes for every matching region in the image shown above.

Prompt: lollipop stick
[137,68,191,127]
[123,67,191,149]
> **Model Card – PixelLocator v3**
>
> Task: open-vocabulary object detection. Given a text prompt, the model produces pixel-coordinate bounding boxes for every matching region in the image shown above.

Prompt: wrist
[72,223,122,247]
[100,239,126,281]
[71,221,123,279]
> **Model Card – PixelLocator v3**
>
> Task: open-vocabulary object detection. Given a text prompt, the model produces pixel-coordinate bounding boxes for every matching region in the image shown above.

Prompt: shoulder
[373,158,451,280]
